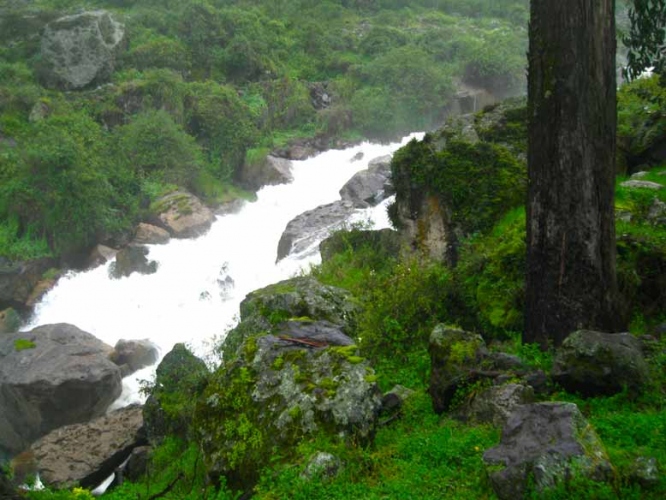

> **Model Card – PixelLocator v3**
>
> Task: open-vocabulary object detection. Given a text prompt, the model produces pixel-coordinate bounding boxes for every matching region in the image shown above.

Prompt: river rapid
[23,133,423,408]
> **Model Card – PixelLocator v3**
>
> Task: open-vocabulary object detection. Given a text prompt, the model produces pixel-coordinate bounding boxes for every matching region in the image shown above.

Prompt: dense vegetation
[0,0,529,263]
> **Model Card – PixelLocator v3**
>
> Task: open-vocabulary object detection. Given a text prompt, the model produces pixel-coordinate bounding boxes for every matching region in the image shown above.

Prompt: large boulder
[238,155,293,191]
[109,339,160,377]
[0,324,122,458]
[277,200,356,261]
[30,405,145,489]
[195,320,381,491]
[458,383,534,427]
[143,344,209,444]
[428,325,487,414]
[108,245,158,279]
[339,155,393,208]
[552,330,649,396]
[39,11,126,90]
[0,257,56,310]
[483,402,612,499]
[133,223,170,245]
[152,191,215,239]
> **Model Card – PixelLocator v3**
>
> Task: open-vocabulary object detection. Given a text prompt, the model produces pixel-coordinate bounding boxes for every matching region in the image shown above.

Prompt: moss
[13,338,35,351]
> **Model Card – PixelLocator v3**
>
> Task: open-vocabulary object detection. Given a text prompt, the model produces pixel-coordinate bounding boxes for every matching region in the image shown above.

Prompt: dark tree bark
[525,0,625,347]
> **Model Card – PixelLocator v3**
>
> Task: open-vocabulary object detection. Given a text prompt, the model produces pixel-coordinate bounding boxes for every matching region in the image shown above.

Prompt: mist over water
[24,133,423,407]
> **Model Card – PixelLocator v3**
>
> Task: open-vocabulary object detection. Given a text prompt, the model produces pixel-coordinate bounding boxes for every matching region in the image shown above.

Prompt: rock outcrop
[483,402,612,499]
[276,200,356,261]
[133,223,170,245]
[0,257,56,311]
[238,155,293,191]
[31,405,145,489]
[339,155,393,208]
[109,339,160,377]
[39,11,126,90]
[0,324,122,458]
[108,245,158,279]
[152,191,215,239]
[552,330,649,397]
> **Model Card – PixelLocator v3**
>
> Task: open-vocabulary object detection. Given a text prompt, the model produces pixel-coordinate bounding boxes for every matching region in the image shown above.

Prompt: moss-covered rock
[195,320,381,492]
[428,325,487,414]
[552,330,649,397]
[483,402,612,500]
[143,344,209,444]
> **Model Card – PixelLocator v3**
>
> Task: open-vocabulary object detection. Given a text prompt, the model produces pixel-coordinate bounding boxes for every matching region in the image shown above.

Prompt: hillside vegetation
[0,0,528,263]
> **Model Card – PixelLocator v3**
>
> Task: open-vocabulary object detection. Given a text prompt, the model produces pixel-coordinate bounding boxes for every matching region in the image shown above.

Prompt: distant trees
[524,0,625,347]
[623,0,666,80]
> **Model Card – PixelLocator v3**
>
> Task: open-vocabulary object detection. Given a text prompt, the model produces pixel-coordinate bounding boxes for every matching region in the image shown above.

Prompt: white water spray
[25,133,423,407]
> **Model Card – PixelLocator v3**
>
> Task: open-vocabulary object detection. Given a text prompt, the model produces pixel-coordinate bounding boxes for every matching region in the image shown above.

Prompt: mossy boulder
[195,320,381,492]
[552,330,649,397]
[428,325,487,414]
[38,11,126,90]
[151,191,215,239]
[223,277,358,360]
[483,402,612,499]
[143,344,209,444]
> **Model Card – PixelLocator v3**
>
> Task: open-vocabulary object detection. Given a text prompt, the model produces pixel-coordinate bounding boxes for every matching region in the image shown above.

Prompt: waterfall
[24,133,423,408]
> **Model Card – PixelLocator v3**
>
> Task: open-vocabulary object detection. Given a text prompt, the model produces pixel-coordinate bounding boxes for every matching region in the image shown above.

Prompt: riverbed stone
[153,191,215,239]
[31,405,145,489]
[238,155,293,191]
[133,223,170,245]
[0,324,121,458]
[339,154,393,208]
[109,339,160,377]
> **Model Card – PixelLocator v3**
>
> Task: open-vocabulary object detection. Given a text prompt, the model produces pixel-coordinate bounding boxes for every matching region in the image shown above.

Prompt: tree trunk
[525,0,625,347]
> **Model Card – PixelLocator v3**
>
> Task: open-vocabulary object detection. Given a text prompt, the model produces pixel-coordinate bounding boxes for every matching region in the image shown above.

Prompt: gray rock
[87,244,118,269]
[629,456,660,487]
[630,171,649,179]
[109,246,158,279]
[239,155,293,191]
[339,155,393,208]
[428,325,486,414]
[620,180,663,190]
[133,223,170,245]
[0,324,121,458]
[647,197,666,225]
[143,344,209,444]
[301,452,342,480]
[154,191,215,239]
[39,11,126,90]
[109,339,160,377]
[552,330,649,397]
[196,322,381,490]
[277,200,356,261]
[0,257,56,310]
[350,152,364,162]
[31,405,145,489]
[459,383,534,427]
[483,402,612,499]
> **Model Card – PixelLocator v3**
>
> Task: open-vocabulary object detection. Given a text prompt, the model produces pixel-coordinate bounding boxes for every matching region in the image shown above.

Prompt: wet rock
[339,155,393,208]
[0,308,21,334]
[0,257,56,310]
[483,402,612,499]
[319,228,401,263]
[143,344,209,444]
[277,200,356,261]
[152,191,215,239]
[109,339,160,377]
[552,330,649,397]
[239,155,293,191]
[39,11,126,90]
[87,244,118,269]
[301,452,342,480]
[133,223,170,245]
[458,383,534,427]
[109,246,158,279]
[428,325,486,414]
[0,324,121,458]
[31,405,145,489]
[25,276,59,308]
[195,321,381,491]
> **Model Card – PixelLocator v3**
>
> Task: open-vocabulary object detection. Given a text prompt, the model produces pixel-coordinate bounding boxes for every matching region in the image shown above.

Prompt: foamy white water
[24,133,423,407]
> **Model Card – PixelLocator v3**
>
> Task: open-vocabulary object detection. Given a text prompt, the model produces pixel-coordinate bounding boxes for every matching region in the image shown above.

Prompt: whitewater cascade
[24,134,423,407]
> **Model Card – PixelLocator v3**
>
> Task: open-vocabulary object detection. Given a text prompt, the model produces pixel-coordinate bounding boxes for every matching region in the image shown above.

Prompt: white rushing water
[24,133,423,408]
